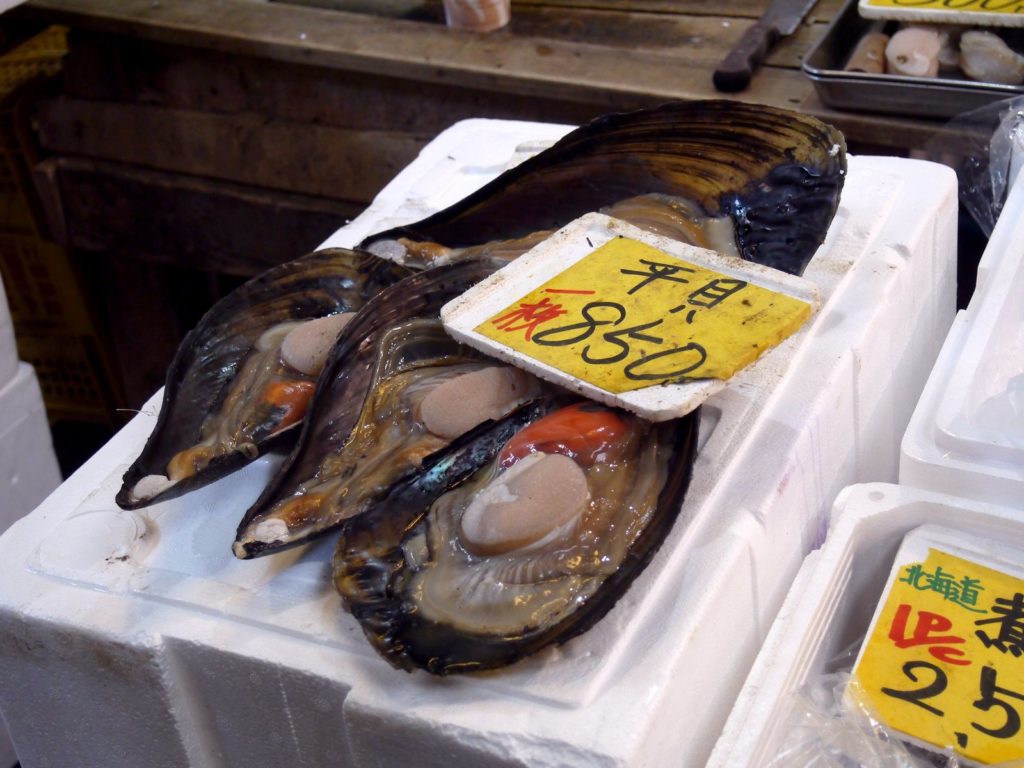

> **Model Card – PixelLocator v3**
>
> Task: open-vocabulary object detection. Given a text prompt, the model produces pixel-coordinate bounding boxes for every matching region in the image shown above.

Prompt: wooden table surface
[20,0,948,152]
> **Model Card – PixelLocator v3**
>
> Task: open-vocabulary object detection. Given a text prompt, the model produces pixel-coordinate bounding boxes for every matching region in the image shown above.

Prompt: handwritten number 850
[881,661,1024,740]
[532,301,708,380]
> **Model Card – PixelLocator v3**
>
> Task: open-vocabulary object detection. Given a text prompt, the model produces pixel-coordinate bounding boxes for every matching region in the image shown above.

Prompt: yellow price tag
[862,0,1024,15]
[474,237,811,394]
[852,548,1024,764]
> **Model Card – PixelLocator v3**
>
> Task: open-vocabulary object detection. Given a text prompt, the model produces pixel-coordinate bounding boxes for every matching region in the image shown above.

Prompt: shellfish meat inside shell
[333,401,700,674]
[232,257,518,557]
[233,317,543,558]
[115,248,412,510]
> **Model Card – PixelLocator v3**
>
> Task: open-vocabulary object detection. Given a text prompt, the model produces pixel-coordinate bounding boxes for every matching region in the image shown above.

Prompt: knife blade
[713,0,819,93]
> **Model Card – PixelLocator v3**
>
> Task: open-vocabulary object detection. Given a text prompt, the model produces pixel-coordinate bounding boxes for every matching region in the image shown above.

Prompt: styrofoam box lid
[0,119,959,768]
[900,163,1024,507]
[709,482,1024,768]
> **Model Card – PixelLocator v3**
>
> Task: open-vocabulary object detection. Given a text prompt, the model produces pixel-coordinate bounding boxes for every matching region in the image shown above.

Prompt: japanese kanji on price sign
[475,237,811,394]
[852,545,1024,764]
[441,213,819,421]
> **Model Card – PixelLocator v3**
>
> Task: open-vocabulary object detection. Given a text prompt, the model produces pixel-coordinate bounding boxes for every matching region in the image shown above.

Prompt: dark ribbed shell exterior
[361,100,846,275]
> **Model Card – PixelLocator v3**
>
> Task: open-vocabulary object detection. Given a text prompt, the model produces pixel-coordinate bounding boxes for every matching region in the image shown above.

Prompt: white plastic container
[900,167,1024,508]
[0,120,958,768]
[709,482,1024,768]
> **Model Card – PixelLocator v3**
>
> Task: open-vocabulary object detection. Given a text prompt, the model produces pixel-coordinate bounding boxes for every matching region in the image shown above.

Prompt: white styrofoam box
[0,120,958,768]
[900,163,1024,509]
[0,277,19,389]
[319,118,574,251]
[0,362,60,768]
[0,362,61,537]
[708,483,1024,768]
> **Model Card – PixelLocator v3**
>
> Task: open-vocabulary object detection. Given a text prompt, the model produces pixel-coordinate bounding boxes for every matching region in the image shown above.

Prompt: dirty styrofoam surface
[708,483,1024,768]
[0,119,958,768]
[900,165,1024,508]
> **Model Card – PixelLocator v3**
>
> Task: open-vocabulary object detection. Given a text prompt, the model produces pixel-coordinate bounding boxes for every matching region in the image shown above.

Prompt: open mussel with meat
[108,100,847,676]
[115,100,844,520]
[333,400,700,674]
[361,100,846,276]
[115,249,411,510]
[233,257,546,558]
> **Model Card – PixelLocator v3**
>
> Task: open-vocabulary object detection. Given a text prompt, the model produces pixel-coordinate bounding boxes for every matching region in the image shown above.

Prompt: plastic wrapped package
[926,95,1024,237]
[768,670,953,767]
[768,668,1024,767]
[766,648,1024,768]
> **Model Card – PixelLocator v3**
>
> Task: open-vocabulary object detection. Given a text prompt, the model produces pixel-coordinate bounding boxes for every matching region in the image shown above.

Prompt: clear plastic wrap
[927,96,1024,238]
[767,642,1024,768]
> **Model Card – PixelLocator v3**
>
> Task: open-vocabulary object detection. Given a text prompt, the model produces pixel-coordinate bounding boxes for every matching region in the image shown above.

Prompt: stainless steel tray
[803,0,1024,119]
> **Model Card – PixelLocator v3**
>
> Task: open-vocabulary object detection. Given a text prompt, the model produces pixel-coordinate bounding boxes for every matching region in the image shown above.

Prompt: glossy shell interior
[333,403,700,674]
[115,249,411,510]
[233,258,512,557]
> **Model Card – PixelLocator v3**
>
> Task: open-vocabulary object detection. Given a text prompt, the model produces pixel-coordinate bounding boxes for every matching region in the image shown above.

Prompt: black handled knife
[713,0,819,92]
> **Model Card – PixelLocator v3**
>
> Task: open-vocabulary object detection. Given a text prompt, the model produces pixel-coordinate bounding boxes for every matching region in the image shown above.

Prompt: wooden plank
[501,7,828,70]
[103,255,192,410]
[280,0,845,24]
[267,1,831,68]
[36,98,429,202]
[36,157,362,275]
[21,0,948,149]
[19,0,818,107]
[60,32,605,130]
[510,0,848,23]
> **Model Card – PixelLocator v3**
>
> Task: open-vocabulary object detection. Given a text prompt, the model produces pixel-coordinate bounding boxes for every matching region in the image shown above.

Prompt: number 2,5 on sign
[476,237,812,395]
[851,548,1024,764]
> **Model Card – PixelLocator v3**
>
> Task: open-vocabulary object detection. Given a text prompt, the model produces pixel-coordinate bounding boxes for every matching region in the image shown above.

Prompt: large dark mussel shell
[116,249,411,510]
[360,100,847,275]
[333,403,700,674]
[233,257,512,558]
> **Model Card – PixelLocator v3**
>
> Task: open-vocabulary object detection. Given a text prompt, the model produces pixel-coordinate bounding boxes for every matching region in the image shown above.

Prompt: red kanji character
[491,297,568,341]
[889,603,971,666]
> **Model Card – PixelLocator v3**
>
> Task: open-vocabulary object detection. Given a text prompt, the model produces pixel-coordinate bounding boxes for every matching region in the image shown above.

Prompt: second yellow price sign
[852,528,1024,764]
